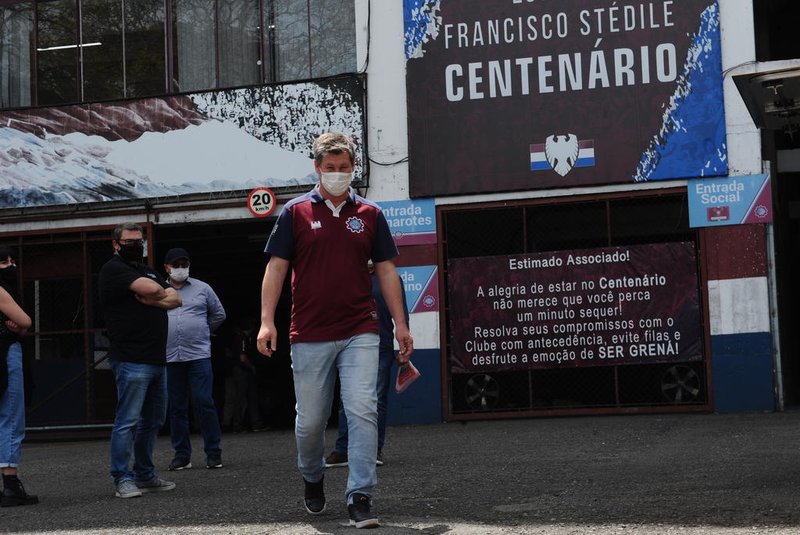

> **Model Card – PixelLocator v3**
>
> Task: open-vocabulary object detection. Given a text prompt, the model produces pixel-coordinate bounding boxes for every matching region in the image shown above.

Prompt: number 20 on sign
[247,187,276,218]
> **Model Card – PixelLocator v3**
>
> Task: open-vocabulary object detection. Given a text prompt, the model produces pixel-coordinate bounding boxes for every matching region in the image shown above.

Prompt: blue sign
[377,199,436,245]
[397,265,439,314]
[688,174,772,228]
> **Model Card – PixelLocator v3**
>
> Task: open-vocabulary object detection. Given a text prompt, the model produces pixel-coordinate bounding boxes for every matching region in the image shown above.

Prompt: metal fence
[6,227,128,427]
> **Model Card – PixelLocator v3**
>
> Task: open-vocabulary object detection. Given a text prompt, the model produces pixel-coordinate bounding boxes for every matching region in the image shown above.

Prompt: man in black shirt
[98,223,182,499]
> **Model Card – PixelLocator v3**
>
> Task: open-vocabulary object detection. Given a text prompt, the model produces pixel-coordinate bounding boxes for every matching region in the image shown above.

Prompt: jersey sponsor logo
[346,216,365,234]
[310,220,321,229]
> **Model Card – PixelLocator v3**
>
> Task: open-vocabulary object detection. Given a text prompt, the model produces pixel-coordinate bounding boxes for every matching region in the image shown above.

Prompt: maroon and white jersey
[265,186,398,344]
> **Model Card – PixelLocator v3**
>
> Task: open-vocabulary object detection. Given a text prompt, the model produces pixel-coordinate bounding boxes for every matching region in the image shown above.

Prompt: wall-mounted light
[36,41,102,52]
[734,67,800,133]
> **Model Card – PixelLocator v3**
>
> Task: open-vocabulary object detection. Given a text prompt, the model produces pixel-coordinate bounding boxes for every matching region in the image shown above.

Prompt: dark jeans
[167,358,222,461]
[109,359,167,484]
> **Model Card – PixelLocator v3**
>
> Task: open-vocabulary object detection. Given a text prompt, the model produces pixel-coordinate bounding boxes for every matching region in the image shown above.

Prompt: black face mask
[117,243,144,263]
[0,265,19,297]
[0,265,17,286]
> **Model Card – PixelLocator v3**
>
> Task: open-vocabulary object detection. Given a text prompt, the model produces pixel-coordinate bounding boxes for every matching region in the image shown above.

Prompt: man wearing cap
[163,248,227,471]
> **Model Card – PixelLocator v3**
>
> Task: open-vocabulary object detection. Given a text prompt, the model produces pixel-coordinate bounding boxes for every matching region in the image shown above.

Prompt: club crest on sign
[530,135,596,176]
[545,134,579,176]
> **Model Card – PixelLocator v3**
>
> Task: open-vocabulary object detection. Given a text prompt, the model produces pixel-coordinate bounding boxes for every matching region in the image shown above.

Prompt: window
[271,0,310,80]
[219,0,261,87]
[171,0,215,92]
[0,0,356,109]
[36,0,79,105]
[271,0,356,81]
[0,1,33,108]
[81,0,124,101]
[307,0,356,78]
[124,0,166,97]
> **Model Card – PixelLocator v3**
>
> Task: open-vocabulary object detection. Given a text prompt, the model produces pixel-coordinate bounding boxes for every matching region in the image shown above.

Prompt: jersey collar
[310,184,356,205]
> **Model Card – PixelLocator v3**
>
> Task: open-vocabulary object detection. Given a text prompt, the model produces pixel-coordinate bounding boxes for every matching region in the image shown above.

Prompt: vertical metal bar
[305,0,311,78]
[696,226,714,411]
[257,0,265,82]
[82,233,93,421]
[767,221,783,410]
[522,205,535,409]
[437,207,452,420]
[214,0,219,87]
[608,199,620,405]
[31,1,39,105]
[763,160,784,410]
[122,0,127,97]
[34,280,40,359]
[77,0,84,101]
[267,0,277,82]
[165,0,173,92]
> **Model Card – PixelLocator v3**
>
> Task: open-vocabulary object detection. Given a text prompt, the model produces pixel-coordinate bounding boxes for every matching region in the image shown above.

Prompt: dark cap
[164,248,190,265]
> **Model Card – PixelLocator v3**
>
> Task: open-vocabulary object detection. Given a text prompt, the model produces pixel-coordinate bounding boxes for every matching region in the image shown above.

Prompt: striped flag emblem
[530,140,595,172]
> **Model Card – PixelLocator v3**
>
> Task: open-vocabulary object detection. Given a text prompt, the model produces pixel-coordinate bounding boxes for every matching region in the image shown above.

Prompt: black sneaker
[1,480,39,507]
[324,450,348,468]
[375,450,384,466]
[206,454,223,469]
[348,493,379,529]
[303,476,326,515]
[167,458,192,471]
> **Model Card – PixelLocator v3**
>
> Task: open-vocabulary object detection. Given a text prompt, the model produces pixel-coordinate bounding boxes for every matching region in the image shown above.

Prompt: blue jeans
[167,358,222,461]
[292,332,379,504]
[335,348,394,453]
[0,343,24,469]
[109,359,168,484]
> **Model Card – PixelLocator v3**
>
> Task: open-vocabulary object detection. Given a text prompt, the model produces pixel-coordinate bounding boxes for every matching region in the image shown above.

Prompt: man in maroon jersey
[257,132,413,529]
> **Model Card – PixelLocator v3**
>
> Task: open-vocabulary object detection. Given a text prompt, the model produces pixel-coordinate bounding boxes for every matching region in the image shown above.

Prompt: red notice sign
[447,243,702,373]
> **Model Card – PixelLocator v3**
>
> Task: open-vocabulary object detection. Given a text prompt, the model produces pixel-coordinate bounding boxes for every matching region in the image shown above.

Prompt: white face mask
[320,172,352,197]
[170,267,189,282]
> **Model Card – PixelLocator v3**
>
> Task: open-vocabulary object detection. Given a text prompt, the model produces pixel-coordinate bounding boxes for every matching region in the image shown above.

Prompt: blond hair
[312,132,355,165]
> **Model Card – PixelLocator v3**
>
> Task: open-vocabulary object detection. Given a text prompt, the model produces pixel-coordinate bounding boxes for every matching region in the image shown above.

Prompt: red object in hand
[395,361,421,393]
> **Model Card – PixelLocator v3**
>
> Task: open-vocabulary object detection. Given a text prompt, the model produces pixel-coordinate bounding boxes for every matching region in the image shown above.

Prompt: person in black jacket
[0,245,37,507]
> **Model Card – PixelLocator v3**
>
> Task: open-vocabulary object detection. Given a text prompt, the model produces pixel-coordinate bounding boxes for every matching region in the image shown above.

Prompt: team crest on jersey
[346,216,365,234]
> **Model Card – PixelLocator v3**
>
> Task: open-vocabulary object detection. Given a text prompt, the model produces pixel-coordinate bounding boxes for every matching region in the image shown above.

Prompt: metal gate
[439,188,711,420]
[3,225,149,428]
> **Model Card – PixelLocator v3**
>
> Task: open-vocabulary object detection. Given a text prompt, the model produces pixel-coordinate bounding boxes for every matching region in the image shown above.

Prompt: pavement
[2,411,800,534]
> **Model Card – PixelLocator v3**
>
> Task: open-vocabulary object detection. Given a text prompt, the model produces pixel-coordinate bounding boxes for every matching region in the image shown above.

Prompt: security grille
[4,226,138,427]
[440,189,709,419]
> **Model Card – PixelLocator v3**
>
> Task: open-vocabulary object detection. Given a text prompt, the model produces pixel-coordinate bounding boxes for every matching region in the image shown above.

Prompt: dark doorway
[753,0,800,406]
[153,218,296,429]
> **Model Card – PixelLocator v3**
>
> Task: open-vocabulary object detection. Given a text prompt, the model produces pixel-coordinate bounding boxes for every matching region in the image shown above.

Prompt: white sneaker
[115,480,142,499]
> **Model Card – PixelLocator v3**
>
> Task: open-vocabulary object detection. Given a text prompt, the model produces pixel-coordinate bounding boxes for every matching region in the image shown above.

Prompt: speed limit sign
[247,187,276,218]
